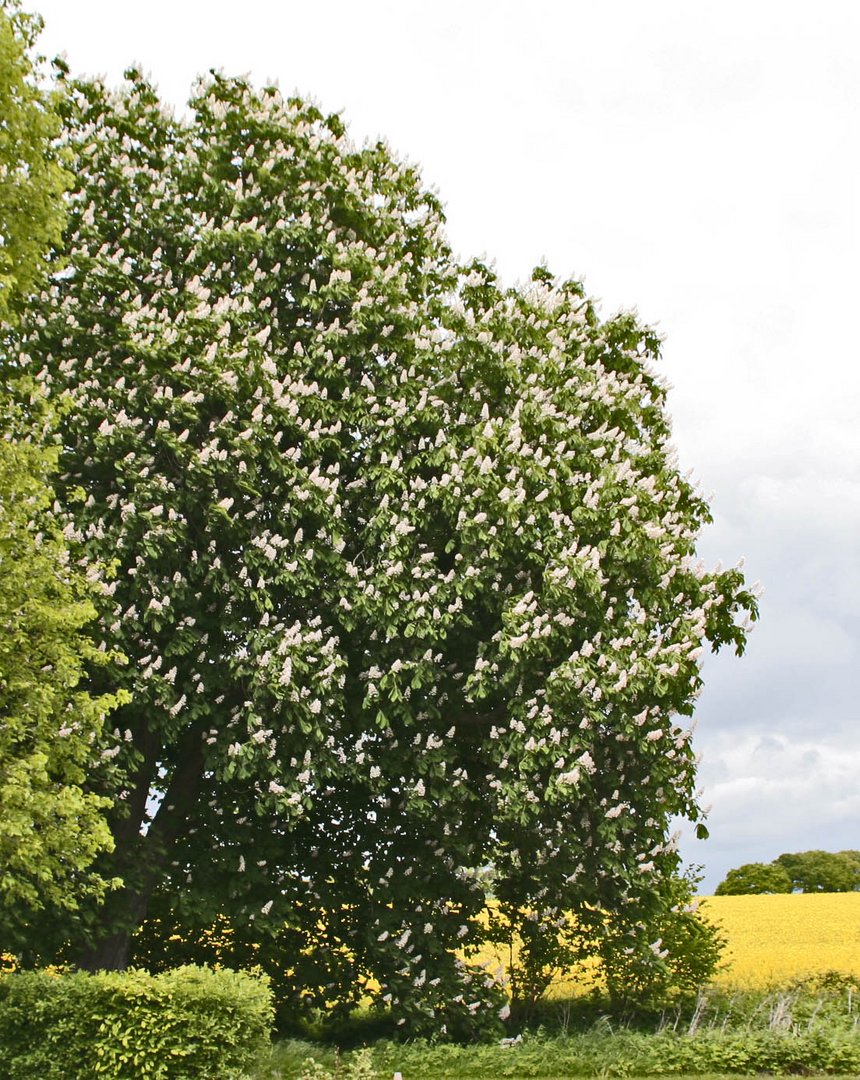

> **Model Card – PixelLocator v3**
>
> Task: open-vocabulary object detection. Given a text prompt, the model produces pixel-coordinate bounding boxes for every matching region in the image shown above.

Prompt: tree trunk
[75,889,150,971]
[75,727,205,971]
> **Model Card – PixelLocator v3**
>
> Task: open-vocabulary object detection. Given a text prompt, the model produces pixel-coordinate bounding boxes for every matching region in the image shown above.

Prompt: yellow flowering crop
[472,893,860,997]
[697,892,860,986]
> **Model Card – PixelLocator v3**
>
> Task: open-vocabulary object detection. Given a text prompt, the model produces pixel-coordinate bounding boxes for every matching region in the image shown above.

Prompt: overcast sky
[33,0,859,892]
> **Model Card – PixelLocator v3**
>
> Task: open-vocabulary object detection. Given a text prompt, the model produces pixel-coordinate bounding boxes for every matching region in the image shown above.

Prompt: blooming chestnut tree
[12,69,757,1030]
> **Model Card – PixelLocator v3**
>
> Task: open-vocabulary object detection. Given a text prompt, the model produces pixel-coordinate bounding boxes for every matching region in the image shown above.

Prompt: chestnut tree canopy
[9,68,757,1031]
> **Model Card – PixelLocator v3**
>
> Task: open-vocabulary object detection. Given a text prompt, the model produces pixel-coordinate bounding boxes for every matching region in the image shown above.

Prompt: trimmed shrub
[0,965,273,1079]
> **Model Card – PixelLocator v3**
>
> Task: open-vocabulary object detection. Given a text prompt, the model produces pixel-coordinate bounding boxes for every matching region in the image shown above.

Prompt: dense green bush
[0,965,273,1079]
[257,975,860,1077]
[596,870,727,1010]
[129,901,357,1036]
[266,1028,860,1078]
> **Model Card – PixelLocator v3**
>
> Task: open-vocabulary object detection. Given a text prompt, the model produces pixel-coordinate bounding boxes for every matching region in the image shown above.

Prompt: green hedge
[365,1029,860,1077]
[0,965,273,1079]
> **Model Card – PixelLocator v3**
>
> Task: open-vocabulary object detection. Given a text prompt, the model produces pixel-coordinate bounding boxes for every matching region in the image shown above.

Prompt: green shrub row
[265,1027,860,1079]
[367,1029,860,1078]
[0,965,273,1079]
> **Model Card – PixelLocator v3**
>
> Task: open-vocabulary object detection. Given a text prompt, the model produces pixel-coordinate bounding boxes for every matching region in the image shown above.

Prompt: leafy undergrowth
[253,974,860,1078]
[256,1030,860,1078]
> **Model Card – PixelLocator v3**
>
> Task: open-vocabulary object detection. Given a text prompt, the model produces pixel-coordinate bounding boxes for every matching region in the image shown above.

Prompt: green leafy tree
[0,0,70,322]
[839,850,860,879]
[714,861,793,895]
[0,4,122,953]
[0,391,127,952]
[717,851,860,895]
[775,850,860,893]
[9,68,757,1031]
[597,868,726,1008]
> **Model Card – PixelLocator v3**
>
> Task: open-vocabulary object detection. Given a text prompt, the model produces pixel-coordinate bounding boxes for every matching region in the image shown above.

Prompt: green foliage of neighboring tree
[714,862,793,896]
[8,68,757,1031]
[775,850,860,894]
[0,3,123,953]
[0,0,70,322]
[0,391,128,952]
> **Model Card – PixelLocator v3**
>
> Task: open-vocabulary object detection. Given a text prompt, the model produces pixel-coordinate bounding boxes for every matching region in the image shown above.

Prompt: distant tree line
[715,851,860,895]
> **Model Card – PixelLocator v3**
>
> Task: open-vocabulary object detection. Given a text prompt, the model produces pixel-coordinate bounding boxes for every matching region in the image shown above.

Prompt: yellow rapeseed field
[476,893,860,997]
[697,892,860,986]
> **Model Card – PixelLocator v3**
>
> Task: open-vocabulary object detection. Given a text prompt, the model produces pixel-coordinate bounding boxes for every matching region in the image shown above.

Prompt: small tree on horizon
[715,851,860,895]
[714,862,793,896]
[775,850,860,893]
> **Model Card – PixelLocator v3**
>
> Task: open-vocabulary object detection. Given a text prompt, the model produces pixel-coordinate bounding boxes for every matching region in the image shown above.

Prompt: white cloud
[682,732,860,890]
